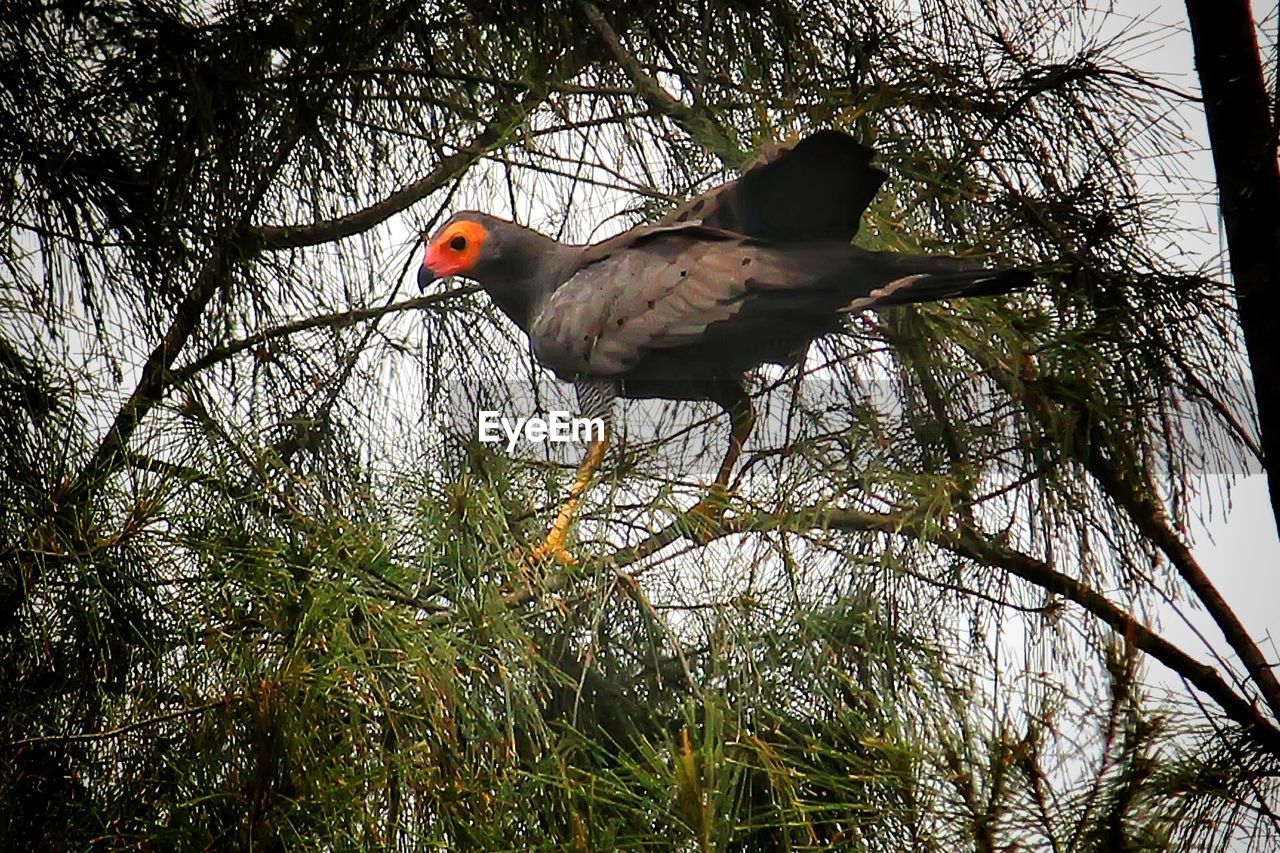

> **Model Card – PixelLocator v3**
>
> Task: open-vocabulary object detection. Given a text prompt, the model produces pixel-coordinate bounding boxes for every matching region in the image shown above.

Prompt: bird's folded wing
[530,224,1027,382]
[530,227,844,379]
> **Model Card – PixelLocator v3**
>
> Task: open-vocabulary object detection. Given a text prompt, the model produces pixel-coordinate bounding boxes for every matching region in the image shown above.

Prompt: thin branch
[169,286,479,385]
[578,0,746,169]
[4,699,233,748]
[252,97,533,251]
[613,569,703,699]
[1169,344,1263,462]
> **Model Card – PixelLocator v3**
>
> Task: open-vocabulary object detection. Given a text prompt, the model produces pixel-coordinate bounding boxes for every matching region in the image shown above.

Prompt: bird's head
[417,212,567,329]
[418,212,510,291]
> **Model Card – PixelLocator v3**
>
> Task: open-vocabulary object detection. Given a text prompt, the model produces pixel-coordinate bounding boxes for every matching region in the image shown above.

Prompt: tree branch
[970,343,1280,726]
[66,100,535,501]
[1081,416,1280,722]
[1185,0,1280,535]
[252,102,531,251]
[67,245,229,500]
[450,499,1280,758]
[896,513,1280,759]
[578,0,746,169]
[168,286,479,386]
[4,698,234,748]
[66,117,308,504]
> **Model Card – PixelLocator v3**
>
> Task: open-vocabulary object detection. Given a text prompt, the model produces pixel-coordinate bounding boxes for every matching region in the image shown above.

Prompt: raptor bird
[418,130,1030,562]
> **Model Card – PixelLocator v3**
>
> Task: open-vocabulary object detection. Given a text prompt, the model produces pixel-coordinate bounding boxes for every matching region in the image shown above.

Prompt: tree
[1,0,1276,848]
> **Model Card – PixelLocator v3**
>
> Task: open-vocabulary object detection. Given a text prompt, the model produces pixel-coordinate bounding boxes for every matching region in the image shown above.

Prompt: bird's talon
[683,489,731,543]
[520,541,578,567]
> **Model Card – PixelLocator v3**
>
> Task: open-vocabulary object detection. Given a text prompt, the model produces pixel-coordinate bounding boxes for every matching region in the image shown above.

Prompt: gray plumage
[418,129,1030,424]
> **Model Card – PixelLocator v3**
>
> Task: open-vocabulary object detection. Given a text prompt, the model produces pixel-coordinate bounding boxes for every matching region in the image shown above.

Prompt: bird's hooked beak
[417,262,439,293]
[418,239,445,292]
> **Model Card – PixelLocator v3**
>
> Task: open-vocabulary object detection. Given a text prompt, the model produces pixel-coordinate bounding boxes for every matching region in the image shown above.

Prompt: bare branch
[169,286,479,385]
[4,698,234,748]
[253,104,531,251]
[578,0,746,168]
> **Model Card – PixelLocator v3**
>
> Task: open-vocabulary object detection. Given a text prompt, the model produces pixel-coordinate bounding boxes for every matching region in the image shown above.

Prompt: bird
[417,129,1031,563]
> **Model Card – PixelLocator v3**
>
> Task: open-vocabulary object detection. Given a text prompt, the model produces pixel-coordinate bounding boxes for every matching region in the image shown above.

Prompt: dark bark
[1185,0,1280,533]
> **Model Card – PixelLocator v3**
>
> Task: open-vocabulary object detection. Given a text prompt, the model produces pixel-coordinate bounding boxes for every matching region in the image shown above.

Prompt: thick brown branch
[1081,419,1280,723]
[809,507,1280,756]
[873,513,1280,758]
[253,106,528,251]
[972,342,1280,725]
[67,113,312,504]
[468,498,1280,757]
[1185,0,1280,534]
[69,246,228,498]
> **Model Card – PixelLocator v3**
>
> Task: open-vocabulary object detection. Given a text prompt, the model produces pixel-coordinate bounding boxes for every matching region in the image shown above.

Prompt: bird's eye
[449,235,467,251]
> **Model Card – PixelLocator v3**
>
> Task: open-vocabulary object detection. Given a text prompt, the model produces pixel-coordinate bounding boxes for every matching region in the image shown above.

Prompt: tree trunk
[1185,0,1280,533]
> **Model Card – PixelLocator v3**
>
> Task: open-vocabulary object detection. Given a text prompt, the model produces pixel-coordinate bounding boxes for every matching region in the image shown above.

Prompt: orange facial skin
[424,220,489,278]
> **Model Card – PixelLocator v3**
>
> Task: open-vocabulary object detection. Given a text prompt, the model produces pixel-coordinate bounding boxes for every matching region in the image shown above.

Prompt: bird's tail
[841,253,1032,313]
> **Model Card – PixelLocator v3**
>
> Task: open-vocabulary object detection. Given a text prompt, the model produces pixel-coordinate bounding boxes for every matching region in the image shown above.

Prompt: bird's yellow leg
[527,427,611,565]
[686,400,756,541]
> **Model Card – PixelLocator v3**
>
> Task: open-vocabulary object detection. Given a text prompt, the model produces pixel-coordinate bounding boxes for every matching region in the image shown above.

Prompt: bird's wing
[531,225,1028,381]
[657,129,887,242]
[531,226,838,378]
